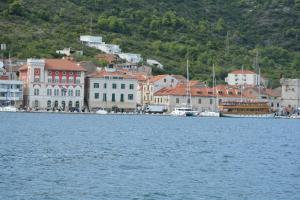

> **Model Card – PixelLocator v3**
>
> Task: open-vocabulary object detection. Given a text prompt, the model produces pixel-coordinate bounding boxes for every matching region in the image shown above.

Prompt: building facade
[280,78,300,110]
[142,75,185,105]
[118,53,143,64]
[19,58,86,111]
[0,77,23,107]
[86,69,138,112]
[225,70,260,86]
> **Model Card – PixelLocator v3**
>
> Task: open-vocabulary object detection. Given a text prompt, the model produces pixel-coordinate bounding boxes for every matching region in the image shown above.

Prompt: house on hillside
[118,53,143,64]
[225,69,266,86]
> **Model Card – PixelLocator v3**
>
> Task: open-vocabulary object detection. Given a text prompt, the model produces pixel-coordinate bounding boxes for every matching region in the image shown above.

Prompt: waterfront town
[0,35,299,117]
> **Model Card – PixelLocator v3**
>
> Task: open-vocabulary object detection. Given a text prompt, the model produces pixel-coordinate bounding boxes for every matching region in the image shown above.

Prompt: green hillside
[1,0,300,86]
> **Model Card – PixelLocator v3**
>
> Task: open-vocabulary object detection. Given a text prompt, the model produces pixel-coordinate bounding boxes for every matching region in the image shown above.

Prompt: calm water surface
[0,113,299,200]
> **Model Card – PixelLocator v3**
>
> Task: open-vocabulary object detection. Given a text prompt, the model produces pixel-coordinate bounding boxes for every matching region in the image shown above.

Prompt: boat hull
[221,113,275,118]
[199,111,220,117]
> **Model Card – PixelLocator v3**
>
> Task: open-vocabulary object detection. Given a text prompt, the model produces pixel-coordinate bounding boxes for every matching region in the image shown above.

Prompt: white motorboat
[0,106,17,112]
[96,108,108,115]
[199,110,220,117]
[171,107,198,117]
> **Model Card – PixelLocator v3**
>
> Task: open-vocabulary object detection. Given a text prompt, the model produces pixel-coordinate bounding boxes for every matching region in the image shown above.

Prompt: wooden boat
[219,101,275,118]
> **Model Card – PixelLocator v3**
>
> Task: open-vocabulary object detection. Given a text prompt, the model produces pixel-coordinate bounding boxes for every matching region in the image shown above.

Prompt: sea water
[0,113,299,200]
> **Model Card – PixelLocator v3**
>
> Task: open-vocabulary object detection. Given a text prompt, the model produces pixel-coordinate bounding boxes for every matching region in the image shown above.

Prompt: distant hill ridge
[0,0,299,87]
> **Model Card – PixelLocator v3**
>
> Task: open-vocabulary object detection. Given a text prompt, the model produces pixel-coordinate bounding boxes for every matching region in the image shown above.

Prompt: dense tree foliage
[0,0,299,87]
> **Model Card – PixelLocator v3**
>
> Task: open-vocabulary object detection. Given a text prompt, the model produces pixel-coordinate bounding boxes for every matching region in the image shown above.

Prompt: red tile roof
[230,70,256,75]
[45,59,86,71]
[149,75,169,83]
[154,84,250,98]
[19,59,86,71]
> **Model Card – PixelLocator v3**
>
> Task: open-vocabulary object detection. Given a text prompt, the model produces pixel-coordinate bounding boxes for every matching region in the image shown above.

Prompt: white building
[80,35,103,45]
[225,70,260,86]
[0,77,23,107]
[56,48,83,56]
[19,58,86,111]
[280,78,300,111]
[97,43,121,54]
[146,59,164,69]
[86,69,138,112]
[118,53,143,64]
[142,74,185,105]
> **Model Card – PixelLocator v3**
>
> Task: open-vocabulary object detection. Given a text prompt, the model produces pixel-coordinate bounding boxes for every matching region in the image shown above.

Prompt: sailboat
[199,64,220,117]
[170,60,198,117]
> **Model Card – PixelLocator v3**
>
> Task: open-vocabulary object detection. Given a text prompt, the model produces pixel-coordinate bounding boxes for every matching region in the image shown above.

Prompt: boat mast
[186,59,192,107]
[213,63,218,111]
[240,64,244,102]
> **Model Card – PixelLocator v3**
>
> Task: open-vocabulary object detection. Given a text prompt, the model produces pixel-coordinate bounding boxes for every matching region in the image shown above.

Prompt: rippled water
[0,113,299,200]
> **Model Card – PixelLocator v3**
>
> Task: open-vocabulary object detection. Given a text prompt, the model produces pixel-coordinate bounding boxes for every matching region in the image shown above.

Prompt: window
[61,76,67,83]
[164,78,167,83]
[54,89,59,96]
[61,88,67,96]
[94,93,99,99]
[62,71,66,75]
[34,88,39,96]
[48,71,52,76]
[55,71,59,75]
[47,100,51,108]
[68,101,72,108]
[198,98,202,104]
[103,93,107,102]
[112,83,117,89]
[34,77,40,82]
[75,90,80,97]
[128,94,134,100]
[47,88,52,96]
[48,77,52,83]
[104,83,107,89]
[75,101,80,108]
[171,79,174,83]
[129,84,134,90]
[75,79,80,84]
[77,72,81,76]
[277,103,280,108]
[176,98,179,104]
[120,94,124,102]
[210,99,213,104]
[112,93,116,102]
[271,102,274,107]
[54,76,59,83]
[68,89,73,96]
[94,83,99,88]
[68,78,74,84]
[121,84,125,89]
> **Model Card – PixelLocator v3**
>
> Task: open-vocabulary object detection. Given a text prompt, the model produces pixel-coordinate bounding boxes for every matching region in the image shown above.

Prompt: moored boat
[219,101,275,118]
[171,107,198,117]
[95,108,108,115]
